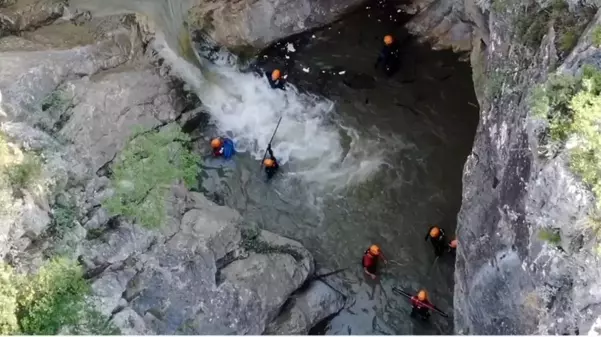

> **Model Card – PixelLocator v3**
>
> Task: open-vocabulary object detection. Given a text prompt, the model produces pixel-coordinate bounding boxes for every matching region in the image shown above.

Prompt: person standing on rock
[211,137,235,160]
[424,226,446,257]
[266,69,286,90]
[374,35,401,77]
[362,244,387,280]
[263,143,279,179]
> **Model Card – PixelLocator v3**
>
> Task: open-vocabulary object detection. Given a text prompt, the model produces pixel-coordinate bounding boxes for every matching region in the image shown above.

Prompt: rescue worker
[374,35,401,77]
[210,137,235,160]
[410,289,432,320]
[424,226,446,257]
[362,244,388,280]
[264,143,279,179]
[266,69,286,90]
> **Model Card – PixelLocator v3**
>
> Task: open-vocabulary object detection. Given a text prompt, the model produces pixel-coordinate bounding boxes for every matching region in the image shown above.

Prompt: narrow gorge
[0,0,600,335]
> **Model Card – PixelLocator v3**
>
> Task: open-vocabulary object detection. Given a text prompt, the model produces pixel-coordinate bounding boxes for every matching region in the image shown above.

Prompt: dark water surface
[199,0,479,334]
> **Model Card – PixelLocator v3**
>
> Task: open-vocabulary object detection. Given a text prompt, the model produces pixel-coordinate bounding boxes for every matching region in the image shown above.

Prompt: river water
[72,0,478,334]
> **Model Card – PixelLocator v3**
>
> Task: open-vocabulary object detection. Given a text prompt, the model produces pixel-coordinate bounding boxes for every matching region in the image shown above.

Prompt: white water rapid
[70,0,384,194]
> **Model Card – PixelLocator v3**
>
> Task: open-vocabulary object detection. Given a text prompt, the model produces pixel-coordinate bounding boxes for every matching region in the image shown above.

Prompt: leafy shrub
[6,153,42,190]
[17,258,90,334]
[103,124,201,228]
[531,73,579,142]
[532,65,601,210]
[49,199,78,239]
[0,264,19,335]
[0,258,119,335]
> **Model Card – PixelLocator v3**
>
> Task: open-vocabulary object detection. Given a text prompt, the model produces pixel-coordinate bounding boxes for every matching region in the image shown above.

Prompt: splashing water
[71,0,384,194]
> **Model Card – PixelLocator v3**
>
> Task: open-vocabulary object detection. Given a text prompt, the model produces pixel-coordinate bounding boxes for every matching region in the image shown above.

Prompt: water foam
[72,0,384,192]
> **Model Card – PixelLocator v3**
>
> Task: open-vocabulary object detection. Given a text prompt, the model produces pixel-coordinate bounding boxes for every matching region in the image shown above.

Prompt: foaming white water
[71,0,384,191]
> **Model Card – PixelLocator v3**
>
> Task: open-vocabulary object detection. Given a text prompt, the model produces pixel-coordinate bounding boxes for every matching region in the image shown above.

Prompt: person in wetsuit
[263,143,279,179]
[411,290,433,320]
[374,35,401,77]
[362,244,387,279]
[266,69,286,90]
[425,226,446,257]
[210,137,235,159]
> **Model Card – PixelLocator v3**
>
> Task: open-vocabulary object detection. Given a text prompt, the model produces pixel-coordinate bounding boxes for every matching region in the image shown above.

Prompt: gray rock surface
[188,0,367,49]
[0,4,344,334]
[446,0,601,334]
[265,279,346,334]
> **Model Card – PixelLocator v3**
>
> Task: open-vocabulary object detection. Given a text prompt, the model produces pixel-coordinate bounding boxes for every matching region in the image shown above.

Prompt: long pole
[259,116,283,171]
[391,287,449,317]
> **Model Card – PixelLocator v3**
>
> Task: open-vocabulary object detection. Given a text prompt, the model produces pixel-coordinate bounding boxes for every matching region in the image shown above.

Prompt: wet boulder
[265,279,346,334]
[83,185,317,334]
[188,0,367,50]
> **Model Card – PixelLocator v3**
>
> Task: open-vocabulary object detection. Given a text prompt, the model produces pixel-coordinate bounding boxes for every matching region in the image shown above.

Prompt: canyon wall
[405,0,601,333]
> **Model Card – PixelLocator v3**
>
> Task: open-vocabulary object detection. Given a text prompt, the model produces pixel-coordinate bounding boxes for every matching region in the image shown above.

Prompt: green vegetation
[103,125,201,228]
[558,29,578,54]
[49,199,78,239]
[41,89,71,114]
[532,65,601,231]
[0,258,118,335]
[241,227,304,261]
[513,0,594,55]
[538,228,561,245]
[0,133,43,193]
[592,26,601,47]
[6,153,42,190]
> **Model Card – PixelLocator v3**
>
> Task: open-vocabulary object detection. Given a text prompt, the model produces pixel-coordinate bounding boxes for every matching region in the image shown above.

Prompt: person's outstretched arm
[267,144,275,159]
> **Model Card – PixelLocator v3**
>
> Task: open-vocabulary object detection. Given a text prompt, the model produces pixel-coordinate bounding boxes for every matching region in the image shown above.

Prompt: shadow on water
[198,0,479,334]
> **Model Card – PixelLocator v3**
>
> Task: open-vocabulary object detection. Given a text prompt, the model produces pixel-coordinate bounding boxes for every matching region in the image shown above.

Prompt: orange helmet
[449,239,458,249]
[384,35,394,46]
[264,158,275,168]
[418,290,428,301]
[211,138,222,149]
[369,245,381,256]
[429,227,440,238]
[271,69,281,81]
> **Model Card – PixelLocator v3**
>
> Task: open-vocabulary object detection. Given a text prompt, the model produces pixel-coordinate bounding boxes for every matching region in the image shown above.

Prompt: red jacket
[362,251,377,268]
[213,147,224,157]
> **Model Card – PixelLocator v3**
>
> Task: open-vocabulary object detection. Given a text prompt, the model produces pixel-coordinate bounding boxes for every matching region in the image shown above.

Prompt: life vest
[411,296,431,310]
[362,250,377,268]
[213,147,224,157]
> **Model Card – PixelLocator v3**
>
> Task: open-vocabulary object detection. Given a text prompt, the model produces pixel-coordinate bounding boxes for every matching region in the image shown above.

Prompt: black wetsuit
[410,297,432,320]
[266,72,286,90]
[374,42,401,77]
[265,146,279,179]
[424,226,446,257]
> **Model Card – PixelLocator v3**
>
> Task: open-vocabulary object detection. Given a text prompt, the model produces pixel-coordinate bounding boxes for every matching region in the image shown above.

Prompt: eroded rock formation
[404,0,601,333]
[0,0,345,333]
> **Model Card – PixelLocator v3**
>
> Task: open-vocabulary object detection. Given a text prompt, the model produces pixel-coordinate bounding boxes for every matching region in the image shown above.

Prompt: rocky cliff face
[0,0,345,333]
[404,0,601,334]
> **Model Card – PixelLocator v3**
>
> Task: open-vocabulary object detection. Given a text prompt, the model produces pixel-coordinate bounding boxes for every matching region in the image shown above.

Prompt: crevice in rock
[214,250,238,286]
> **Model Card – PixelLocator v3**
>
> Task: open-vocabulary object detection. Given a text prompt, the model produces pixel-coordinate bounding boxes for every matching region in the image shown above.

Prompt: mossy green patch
[103,124,201,228]
[240,227,304,261]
